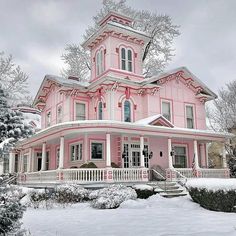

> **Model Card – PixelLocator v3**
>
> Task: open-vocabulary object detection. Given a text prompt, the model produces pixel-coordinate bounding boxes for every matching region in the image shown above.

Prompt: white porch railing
[17,168,148,185]
[166,168,230,181]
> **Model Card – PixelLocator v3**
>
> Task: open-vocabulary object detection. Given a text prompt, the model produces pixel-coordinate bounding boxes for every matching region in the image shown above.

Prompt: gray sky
[1,0,236,97]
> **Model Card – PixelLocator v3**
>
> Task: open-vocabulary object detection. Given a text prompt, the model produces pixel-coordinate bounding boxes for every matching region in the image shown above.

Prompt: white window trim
[122,99,133,122]
[185,104,195,129]
[120,47,133,72]
[70,141,83,162]
[90,140,105,161]
[161,99,172,123]
[74,101,88,121]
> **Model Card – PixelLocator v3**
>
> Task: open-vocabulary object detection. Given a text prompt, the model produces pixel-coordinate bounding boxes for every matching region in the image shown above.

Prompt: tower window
[120,47,133,72]
[98,101,103,120]
[124,100,131,122]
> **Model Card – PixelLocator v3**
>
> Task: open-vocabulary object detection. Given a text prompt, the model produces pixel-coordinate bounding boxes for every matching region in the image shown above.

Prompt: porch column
[193,140,200,168]
[31,149,35,172]
[58,136,65,169]
[9,152,15,173]
[84,134,88,163]
[140,136,145,167]
[222,144,227,168]
[41,142,46,171]
[27,147,32,172]
[106,133,111,167]
[168,138,173,168]
[20,152,24,172]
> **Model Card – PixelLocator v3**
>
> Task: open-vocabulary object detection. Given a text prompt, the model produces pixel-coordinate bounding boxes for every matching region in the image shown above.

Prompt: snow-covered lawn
[22,194,236,236]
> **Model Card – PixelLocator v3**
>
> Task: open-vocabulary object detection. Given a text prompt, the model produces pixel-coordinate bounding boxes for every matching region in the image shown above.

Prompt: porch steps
[147,181,188,198]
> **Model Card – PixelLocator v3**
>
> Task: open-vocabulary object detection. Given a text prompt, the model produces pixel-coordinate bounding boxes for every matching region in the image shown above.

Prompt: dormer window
[96,48,104,76]
[120,47,133,72]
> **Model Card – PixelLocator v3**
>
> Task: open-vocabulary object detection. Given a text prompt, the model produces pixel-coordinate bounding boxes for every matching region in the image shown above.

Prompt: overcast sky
[1,0,236,97]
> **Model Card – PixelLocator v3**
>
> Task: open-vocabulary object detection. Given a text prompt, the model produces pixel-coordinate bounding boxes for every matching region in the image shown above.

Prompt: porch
[11,120,231,186]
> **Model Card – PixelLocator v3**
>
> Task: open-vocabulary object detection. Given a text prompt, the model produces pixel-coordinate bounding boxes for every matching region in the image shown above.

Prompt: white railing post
[41,142,46,171]
[59,136,65,169]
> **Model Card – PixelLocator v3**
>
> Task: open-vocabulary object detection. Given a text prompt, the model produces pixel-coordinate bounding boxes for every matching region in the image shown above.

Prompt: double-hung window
[71,143,82,161]
[162,101,171,122]
[46,111,51,127]
[120,48,133,72]
[75,103,86,120]
[186,105,194,129]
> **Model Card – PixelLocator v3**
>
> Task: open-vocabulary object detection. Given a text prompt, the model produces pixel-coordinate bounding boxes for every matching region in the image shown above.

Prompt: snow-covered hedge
[54,184,90,204]
[187,179,236,212]
[89,184,137,209]
[28,184,90,208]
[132,184,155,199]
[0,185,26,235]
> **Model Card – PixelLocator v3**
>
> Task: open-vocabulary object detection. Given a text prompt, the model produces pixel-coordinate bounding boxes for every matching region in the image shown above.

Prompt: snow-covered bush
[89,184,137,209]
[54,184,90,204]
[132,185,155,199]
[0,185,26,235]
[187,179,236,212]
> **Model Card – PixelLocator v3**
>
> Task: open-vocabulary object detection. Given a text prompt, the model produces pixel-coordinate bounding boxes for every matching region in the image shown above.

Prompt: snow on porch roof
[135,114,174,128]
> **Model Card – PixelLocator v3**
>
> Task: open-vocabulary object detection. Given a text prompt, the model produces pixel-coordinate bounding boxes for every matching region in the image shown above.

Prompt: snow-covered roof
[135,114,174,128]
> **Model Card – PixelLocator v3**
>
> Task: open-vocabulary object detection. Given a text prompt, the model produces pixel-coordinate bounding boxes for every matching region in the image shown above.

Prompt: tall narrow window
[186,105,194,129]
[70,143,82,161]
[46,111,51,127]
[162,101,171,122]
[57,105,62,123]
[23,155,28,172]
[46,151,50,170]
[56,148,60,168]
[120,47,133,72]
[96,49,104,76]
[98,101,103,120]
[124,100,131,122]
[75,103,86,120]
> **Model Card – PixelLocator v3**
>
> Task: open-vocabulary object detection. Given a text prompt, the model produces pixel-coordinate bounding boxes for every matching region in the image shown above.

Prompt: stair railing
[171,169,187,187]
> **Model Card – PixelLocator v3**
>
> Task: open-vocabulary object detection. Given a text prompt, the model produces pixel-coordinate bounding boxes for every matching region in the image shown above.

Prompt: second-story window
[162,101,171,122]
[120,47,133,72]
[98,101,103,120]
[57,105,62,123]
[124,100,131,122]
[46,111,51,127]
[186,105,194,129]
[75,103,86,120]
[96,49,104,76]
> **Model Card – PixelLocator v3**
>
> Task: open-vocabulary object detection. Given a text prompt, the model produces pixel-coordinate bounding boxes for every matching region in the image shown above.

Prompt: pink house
[12,11,231,186]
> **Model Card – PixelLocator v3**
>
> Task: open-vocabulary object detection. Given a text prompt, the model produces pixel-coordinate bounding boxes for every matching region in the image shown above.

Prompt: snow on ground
[186,178,236,191]
[22,194,236,236]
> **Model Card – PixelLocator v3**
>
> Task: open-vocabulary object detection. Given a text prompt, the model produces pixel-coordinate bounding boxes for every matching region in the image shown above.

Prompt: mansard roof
[82,16,150,49]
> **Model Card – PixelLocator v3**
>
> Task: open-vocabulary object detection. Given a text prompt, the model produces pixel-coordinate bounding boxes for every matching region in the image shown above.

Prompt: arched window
[96,49,104,76]
[124,100,131,122]
[98,101,103,120]
[120,47,133,72]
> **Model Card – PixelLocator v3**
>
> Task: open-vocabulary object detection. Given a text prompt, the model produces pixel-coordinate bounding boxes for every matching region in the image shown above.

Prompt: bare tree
[61,0,180,80]
[0,52,30,106]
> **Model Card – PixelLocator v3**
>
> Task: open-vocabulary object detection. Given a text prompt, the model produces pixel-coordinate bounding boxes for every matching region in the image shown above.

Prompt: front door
[37,158,42,171]
[132,151,140,167]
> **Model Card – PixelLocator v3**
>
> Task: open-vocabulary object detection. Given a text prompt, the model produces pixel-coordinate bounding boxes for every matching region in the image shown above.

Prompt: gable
[135,114,174,128]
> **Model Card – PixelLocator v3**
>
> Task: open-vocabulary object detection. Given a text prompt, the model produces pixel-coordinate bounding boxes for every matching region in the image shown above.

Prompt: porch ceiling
[15,120,232,149]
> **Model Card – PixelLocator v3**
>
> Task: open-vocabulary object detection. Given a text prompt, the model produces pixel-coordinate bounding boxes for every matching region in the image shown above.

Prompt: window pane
[98,102,103,120]
[71,146,75,161]
[128,61,132,72]
[174,147,187,168]
[121,59,126,70]
[162,102,171,121]
[186,106,194,128]
[124,100,131,122]
[91,143,103,159]
[121,48,126,60]
[57,106,62,123]
[76,103,86,120]
[128,49,132,61]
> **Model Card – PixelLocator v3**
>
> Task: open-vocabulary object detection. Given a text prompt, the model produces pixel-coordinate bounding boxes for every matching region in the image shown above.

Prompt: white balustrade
[200,169,229,178]
[113,168,143,182]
